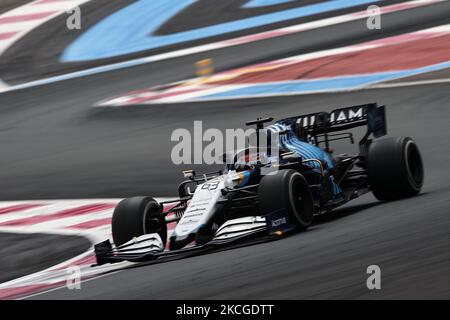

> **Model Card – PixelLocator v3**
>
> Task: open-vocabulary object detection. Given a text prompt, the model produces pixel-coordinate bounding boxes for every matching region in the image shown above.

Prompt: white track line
[368,77,450,88]
[0,79,8,91]
[97,23,450,105]
[0,0,92,56]
[0,198,175,299]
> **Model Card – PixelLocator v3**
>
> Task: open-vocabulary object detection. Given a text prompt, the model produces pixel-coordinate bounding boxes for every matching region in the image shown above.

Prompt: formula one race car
[94,103,424,264]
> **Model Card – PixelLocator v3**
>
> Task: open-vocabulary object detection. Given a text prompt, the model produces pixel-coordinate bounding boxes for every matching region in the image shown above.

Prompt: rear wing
[277,103,387,138]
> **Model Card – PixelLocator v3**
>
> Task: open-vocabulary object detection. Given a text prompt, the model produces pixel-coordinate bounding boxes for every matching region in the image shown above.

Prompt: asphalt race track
[1,1,449,200]
[0,232,90,283]
[29,83,450,299]
[0,1,449,299]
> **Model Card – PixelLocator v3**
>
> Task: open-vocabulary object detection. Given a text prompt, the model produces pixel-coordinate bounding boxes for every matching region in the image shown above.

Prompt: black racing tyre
[258,169,314,230]
[111,196,167,246]
[367,137,424,201]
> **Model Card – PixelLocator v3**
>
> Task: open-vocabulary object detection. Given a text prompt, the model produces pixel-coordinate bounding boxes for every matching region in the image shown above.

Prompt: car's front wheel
[111,196,167,246]
[258,169,314,230]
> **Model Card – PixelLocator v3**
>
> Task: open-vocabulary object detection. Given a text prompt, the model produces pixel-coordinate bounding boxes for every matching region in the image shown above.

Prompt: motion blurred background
[0,0,449,299]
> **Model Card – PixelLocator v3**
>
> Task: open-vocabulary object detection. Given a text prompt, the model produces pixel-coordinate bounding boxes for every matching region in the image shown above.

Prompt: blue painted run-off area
[199,62,450,99]
[62,0,379,62]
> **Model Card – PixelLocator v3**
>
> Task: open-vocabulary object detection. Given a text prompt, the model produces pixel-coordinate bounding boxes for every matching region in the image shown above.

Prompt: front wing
[94,213,295,265]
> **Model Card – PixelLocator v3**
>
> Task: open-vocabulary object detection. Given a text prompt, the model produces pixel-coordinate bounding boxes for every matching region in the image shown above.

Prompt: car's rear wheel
[367,136,424,201]
[258,169,314,230]
[111,196,167,246]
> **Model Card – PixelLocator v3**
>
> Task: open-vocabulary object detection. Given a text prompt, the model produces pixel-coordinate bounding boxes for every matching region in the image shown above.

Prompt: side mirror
[182,170,195,180]
[280,151,297,161]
